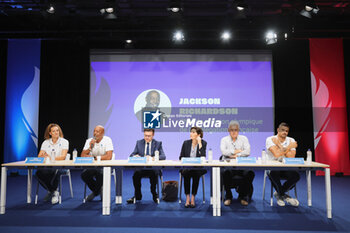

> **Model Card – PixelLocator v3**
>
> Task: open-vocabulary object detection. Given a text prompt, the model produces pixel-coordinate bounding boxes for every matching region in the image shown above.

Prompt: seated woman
[179,127,207,208]
[36,123,69,204]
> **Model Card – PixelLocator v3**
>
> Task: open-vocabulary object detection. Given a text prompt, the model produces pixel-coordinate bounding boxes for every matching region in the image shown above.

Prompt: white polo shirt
[220,135,250,158]
[265,135,296,160]
[83,136,114,157]
[40,137,69,158]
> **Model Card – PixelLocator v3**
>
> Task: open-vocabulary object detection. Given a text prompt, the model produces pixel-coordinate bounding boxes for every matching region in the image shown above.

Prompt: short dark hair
[144,128,155,134]
[190,127,203,138]
[278,122,290,129]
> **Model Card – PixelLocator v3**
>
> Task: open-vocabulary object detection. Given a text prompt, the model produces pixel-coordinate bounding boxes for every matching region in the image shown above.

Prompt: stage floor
[0,170,349,233]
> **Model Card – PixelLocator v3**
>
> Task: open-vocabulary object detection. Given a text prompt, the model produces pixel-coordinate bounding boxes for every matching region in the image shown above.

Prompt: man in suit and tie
[127,128,166,204]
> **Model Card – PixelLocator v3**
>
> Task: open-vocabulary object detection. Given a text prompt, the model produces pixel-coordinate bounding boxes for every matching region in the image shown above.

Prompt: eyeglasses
[228,129,239,132]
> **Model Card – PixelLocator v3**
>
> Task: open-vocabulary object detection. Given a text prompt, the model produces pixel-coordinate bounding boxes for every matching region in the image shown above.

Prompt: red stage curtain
[310,38,350,175]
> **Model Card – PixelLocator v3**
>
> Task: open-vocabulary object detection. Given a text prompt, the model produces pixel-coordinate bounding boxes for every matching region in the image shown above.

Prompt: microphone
[90,136,96,150]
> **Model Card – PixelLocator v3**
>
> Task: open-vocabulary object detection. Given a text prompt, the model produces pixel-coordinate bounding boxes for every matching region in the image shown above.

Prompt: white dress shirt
[220,135,250,158]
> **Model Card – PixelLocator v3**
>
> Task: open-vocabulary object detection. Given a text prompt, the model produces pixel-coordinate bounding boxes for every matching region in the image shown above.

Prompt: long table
[0,160,331,218]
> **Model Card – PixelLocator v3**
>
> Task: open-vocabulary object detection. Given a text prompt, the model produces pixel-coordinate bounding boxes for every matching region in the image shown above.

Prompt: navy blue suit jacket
[130,139,166,160]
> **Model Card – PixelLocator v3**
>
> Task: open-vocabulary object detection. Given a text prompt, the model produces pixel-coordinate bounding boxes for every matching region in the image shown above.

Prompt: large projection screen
[89,50,274,160]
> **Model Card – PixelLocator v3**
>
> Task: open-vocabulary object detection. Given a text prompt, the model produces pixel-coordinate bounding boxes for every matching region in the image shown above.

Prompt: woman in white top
[36,123,69,204]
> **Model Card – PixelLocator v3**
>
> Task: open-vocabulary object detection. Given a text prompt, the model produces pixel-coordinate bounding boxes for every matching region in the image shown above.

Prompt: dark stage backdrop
[39,41,90,155]
[38,39,314,158]
[271,40,314,157]
[0,40,8,165]
[344,39,350,160]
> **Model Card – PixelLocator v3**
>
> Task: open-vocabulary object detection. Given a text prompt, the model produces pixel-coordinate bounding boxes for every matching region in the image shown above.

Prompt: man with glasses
[220,121,255,206]
[127,128,166,204]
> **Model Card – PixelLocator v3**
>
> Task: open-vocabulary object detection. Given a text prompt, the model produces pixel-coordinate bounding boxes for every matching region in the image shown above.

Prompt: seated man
[127,128,166,204]
[266,122,300,207]
[220,121,255,206]
[81,125,114,201]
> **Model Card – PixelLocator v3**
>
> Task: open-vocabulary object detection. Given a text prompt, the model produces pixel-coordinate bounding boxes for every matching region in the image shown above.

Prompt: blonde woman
[36,123,69,204]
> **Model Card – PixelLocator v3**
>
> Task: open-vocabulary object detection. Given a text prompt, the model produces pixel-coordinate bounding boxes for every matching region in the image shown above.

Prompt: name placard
[74,157,94,164]
[181,157,202,164]
[283,158,305,164]
[128,157,147,164]
[237,157,257,164]
[25,157,45,164]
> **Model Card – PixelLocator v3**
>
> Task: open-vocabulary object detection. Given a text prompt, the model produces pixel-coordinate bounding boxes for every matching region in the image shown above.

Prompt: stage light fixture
[100,7,117,19]
[47,5,55,14]
[284,33,288,40]
[126,39,132,44]
[300,1,319,18]
[221,31,231,41]
[305,5,313,12]
[237,5,245,11]
[173,30,185,42]
[168,0,182,13]
[169,7,180,13]
[106,8,114,13]
[265,31,277,45]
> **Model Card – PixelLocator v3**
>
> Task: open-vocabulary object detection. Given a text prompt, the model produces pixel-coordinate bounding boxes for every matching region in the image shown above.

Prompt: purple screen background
[90,55,274,160]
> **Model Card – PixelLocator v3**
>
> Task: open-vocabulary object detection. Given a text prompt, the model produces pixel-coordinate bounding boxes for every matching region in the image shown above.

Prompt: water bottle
[51,149,56,162]
[306,149,312,164]
[155,150,159,162]
[73,148,78,161]
[262,149,266,164]
[208,148,213,163]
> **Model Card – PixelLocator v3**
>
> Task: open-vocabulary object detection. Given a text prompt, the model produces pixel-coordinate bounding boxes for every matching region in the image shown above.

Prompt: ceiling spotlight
[105,8,114,13]
[100,8,106,14]
[305,5,313,12]
[168,0,182,13]
[169,7,180,13]
[47,6,55,14]
[126,39,132,44]
[237,6,245,11]
[300,1,319,18]
[173,30,184,42]
[265,31,277,45]
[221,31,231,41]
[284,33,288,40]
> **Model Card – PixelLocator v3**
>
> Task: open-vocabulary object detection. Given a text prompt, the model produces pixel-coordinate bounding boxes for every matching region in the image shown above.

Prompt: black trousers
[81,169,103,195]
[268,170,300,196]
[223,169,255,201]
[181,169,207,195]
[35,168,61,193]
[133,169,158,199]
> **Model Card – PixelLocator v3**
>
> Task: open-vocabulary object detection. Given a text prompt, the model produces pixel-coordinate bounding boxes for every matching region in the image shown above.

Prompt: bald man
[81,125,114,201]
